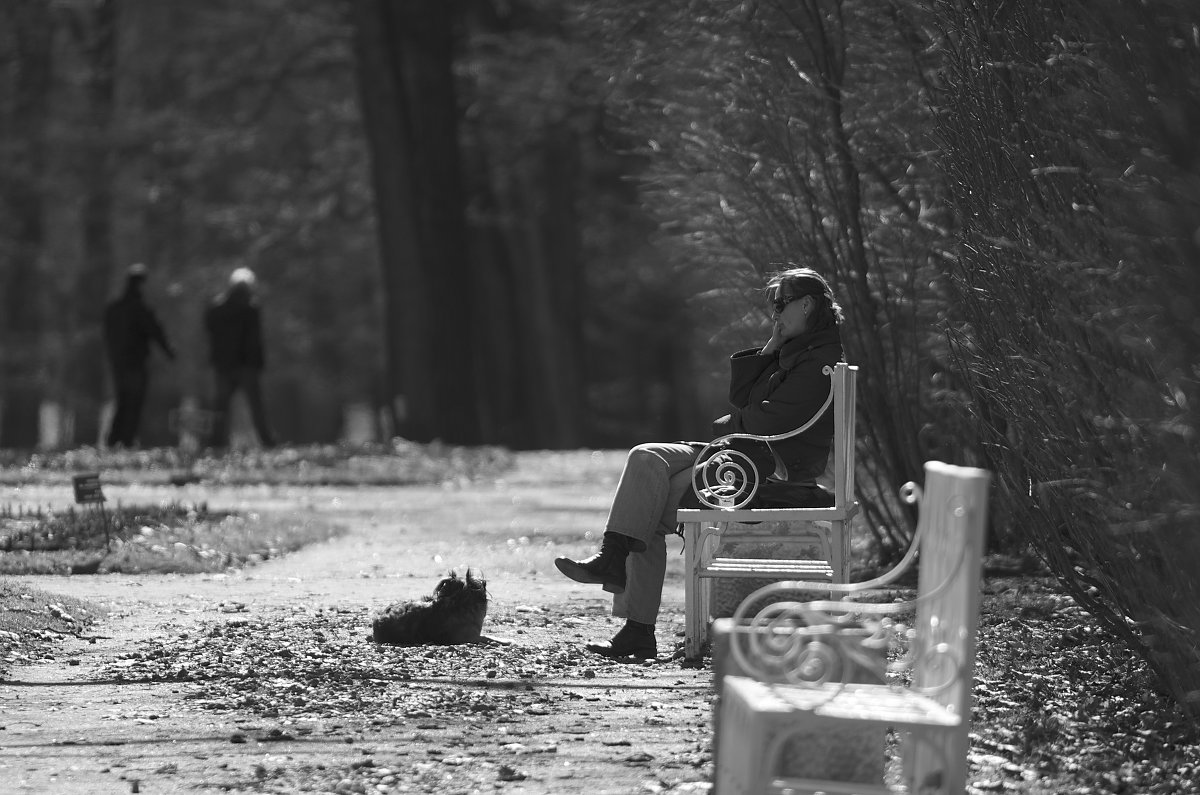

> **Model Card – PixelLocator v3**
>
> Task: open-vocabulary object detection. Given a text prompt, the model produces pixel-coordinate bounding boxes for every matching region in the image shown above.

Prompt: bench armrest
[691,365,836,509]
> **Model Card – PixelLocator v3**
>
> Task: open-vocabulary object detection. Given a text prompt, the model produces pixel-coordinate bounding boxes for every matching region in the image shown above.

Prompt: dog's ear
[465,568,487,593]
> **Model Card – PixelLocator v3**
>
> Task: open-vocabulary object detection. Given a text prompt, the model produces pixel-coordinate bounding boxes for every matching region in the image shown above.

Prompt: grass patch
[0,440,515,486]
[0,501,346,575]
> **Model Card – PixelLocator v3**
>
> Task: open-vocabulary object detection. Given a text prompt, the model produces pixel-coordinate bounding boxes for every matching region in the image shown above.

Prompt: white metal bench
[713,460,992,794]
[677,362,859,659]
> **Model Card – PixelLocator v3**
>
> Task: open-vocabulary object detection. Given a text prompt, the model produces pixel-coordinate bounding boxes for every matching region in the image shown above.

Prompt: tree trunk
[0,0,53,448]
[495,122,586,448]
[73,0,118,446]
[30,0,121,450]
[349,0,480,444]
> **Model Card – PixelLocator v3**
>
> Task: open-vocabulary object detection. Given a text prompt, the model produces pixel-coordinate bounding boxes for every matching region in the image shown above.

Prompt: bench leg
[684,521,726,658]
[830,518,847,584]
[683,522,705,659]
[812,518,850,585]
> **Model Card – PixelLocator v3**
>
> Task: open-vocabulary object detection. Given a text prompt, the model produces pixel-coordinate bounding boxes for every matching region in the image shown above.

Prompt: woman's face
[771,291,816,339]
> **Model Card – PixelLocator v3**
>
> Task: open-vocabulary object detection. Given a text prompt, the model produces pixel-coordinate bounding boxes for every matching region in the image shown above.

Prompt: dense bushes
[578,0,1200,718]
[932,0,1200,719]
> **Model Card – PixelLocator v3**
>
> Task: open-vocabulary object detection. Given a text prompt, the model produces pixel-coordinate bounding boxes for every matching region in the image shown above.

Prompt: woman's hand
[760,319,785,356]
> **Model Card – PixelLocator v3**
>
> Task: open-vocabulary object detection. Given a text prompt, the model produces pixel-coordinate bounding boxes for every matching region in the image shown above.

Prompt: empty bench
[713,460,992,794]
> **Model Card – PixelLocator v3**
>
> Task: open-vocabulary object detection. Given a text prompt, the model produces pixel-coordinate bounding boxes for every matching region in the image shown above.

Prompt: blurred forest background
[1,0,1198,717]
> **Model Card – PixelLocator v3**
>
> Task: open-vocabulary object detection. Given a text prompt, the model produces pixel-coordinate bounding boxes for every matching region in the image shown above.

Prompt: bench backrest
[688,361,859,511]
[829,363,858,511]
[908,460,991,791]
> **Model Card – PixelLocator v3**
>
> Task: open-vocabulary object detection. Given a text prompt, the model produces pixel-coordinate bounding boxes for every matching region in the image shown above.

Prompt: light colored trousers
[606,442,700,624]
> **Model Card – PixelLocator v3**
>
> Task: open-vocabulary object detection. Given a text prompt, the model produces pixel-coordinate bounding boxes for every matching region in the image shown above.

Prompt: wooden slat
[707,558,831,569]
[771,779,892,795]
[704,577,830,584]
[703,576,831,584]
[676,505,854,523]
[703,558,832,579]
[729,678,962,729]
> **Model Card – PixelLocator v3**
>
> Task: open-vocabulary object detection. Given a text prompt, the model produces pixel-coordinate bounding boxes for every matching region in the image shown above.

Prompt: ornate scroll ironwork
[726,481,972,702]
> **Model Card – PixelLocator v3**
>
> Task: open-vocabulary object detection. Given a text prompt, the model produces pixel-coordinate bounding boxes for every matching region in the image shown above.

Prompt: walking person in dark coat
[204,267,275,449]
[103,263,176,448]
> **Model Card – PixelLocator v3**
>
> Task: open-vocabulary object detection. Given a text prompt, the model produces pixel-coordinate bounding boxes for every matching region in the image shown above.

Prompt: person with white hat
[203,267,275,448]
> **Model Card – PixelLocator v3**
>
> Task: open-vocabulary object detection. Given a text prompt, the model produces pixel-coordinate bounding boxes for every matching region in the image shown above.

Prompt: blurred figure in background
[204,267,275,449]
[103,263,176,448]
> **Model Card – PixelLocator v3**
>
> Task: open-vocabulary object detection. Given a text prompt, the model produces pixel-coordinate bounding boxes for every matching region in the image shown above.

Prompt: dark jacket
[103,286,174,371]
[713,325,844,483]
[204,286,266,371]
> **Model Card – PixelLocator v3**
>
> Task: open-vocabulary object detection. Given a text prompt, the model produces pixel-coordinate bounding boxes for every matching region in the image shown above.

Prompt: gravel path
[0,452,714,794]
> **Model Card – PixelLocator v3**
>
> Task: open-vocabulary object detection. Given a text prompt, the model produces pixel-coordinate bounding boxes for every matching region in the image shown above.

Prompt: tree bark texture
[477,121,586,449]
[350,0,480,444]
[71,0,118,445]
[0,0,53,447]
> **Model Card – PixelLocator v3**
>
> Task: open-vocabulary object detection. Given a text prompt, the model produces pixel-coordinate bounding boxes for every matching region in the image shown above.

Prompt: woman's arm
[727,349,776,408]
[729,348,840,437]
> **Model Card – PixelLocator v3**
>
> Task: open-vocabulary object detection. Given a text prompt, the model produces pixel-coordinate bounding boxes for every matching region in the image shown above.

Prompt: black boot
[586,619,657,660]
[554,532,633,594]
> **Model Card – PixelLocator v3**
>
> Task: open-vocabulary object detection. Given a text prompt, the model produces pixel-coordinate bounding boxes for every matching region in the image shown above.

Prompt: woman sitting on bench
[555,266,845,659]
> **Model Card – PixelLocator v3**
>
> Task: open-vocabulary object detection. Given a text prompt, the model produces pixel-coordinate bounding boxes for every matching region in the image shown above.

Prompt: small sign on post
[73,472,106,505]
[72,472,110,549]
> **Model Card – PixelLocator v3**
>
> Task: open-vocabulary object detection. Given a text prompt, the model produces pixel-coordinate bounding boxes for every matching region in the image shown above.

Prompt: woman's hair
[765,266,844,330]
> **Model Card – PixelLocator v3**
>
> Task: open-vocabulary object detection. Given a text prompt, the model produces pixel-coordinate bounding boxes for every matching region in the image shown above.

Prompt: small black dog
[371,569,488,646]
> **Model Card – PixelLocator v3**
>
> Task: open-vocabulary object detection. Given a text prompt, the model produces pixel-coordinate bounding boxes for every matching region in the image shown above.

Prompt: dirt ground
[0,451,715,794]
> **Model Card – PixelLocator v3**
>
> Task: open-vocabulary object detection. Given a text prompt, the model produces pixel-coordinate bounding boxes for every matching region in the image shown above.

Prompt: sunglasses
[771,294,807,314]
